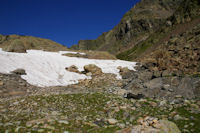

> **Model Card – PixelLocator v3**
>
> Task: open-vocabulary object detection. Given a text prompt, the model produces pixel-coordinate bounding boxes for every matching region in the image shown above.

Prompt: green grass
[116,29,169,61]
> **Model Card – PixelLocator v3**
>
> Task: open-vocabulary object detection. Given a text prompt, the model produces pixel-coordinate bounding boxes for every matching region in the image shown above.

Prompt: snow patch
[0,48,137,87]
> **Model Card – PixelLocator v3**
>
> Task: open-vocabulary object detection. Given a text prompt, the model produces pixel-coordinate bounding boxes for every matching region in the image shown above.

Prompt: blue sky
[0,0,140,47]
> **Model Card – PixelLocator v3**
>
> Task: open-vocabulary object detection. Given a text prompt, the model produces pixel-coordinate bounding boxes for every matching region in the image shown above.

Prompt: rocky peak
[71,0,183,54]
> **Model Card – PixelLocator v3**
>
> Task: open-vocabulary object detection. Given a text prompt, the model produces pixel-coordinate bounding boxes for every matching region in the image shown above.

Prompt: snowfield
[0,48,137,87]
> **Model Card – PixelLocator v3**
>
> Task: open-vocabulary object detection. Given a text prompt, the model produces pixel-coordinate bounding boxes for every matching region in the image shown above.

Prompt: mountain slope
[0,34,68,52]
[117,0,200,74]
[71,0,183,54]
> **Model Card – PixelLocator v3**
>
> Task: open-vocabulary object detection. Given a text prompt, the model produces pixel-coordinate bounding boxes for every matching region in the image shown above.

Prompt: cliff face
[71,0,183,54]
[0,34,68,53]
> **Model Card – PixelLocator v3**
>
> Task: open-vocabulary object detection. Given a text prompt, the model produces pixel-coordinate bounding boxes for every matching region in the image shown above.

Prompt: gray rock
[176,77,200,99]
[159,120,181,133]
[58,120,69,125]
[168,88,174,92]
[159,100,167,106]
[11,69,26,75]
[144,78,163,89]
[107,118,118,125]
[138,71,153,81]
[116,120,181,133]
[118,123,125,128]
[153,71,161,78]
[174,115,184,121]
[162,70,172,77]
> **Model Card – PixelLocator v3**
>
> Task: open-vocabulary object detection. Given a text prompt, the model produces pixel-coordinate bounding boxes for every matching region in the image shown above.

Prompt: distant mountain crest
[0,34,68,53]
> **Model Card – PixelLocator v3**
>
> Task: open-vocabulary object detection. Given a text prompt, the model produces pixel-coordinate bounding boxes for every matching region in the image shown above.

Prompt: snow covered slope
[0,48,137,87]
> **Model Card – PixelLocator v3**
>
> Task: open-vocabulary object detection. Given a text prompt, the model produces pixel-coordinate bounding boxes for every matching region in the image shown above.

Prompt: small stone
[135,103,141,108]
[153,123,162,128]
[51,111,59,115]
[0,81,3,86]
[196,101,200,106]
[4,123,13,127]
[131,107,136,110]
[190,116,195,120]
[58,120,69,125]
[115,89,128,96]
[163,84,170,89]
[26,123,32,127]
[38,129,45,132]
[159,100,167,106]
[190,123,194,126]
[118,123,125,128]
[86,72,92,76]
[153,119,158,124]
[150,102,157,107]
[184,125,189,128]
[33,102,38,106]
[168,88,174,92]
[183,129,190,133]
[15,126,24,132]
[13,101,19,105]
[184,100,191,105]
[108,119,118,125]
[44,125,55,130]
[175,95,182,98]
[125,121,130,125]
[130,116,136,122]
[137,117,143,125]
[190,104,199,109]
[174,115,183,121]
[120,106,127,110]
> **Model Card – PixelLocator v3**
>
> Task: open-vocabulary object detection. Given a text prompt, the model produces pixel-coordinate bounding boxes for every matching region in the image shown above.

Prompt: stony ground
[0,92,200,133]
[0,68,200,133]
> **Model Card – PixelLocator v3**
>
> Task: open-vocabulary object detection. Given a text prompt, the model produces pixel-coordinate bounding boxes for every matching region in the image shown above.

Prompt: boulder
[65,65,80,73]
[159,120,181,133]
[117,66,133,79]
[124,93,144,100]
[118,66,130,73]
[138,71,153,81]
[144,78,163,89]
[176,77,200,99]
[162,70,172,77]
[11,69,26,75]
[116,119,181,133]
[84,64,102,75]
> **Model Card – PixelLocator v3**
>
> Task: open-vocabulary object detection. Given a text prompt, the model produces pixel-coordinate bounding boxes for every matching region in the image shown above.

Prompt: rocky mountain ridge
[71,0,183,54]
